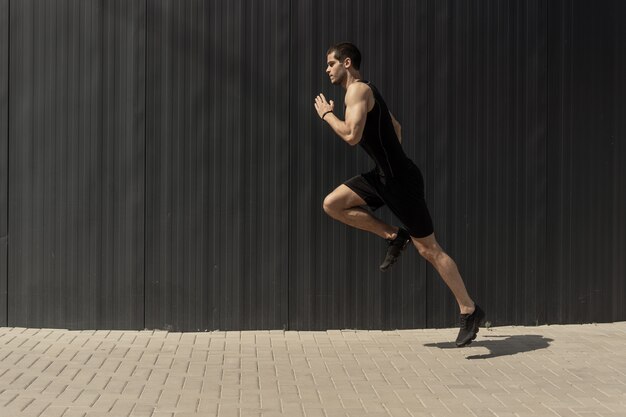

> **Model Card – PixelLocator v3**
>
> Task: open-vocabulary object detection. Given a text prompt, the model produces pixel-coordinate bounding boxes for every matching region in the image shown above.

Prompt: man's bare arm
[314,84,369,146]
[390,112,402,143]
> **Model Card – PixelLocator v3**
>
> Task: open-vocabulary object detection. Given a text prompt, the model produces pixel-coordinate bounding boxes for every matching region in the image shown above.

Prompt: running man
[314,42,485,346]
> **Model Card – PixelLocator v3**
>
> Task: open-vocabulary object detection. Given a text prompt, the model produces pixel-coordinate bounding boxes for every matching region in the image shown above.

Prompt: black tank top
[356,80,411,179]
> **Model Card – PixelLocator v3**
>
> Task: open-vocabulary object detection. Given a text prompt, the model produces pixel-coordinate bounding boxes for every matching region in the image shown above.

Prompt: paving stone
[0,324,625,416]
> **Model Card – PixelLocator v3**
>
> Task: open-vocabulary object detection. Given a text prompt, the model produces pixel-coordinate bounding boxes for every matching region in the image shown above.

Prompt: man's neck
[343,72,363,90]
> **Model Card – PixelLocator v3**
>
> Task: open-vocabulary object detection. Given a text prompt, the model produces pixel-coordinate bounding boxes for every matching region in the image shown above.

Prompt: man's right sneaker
[379,228,411,272]
[455,304,486,347]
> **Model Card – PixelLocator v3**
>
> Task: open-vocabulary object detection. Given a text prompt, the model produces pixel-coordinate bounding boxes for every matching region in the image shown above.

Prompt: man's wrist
[321,110,333,120]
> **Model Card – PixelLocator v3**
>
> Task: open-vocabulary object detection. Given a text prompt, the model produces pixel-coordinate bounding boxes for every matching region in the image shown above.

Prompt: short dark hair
[326,42,362,70]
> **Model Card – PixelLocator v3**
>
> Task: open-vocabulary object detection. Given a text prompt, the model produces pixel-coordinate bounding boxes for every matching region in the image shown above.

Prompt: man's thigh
[325,184,369,210]
[340,175,385,210]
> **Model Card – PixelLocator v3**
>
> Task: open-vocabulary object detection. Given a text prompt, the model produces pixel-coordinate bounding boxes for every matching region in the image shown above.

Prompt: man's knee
[323,193,342,216]
[416,243,442,263]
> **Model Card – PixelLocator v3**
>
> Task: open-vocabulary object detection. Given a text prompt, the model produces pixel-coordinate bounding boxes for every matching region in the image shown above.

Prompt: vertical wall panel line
[287,0,291,330]
[4,0,6,326]
[6,0,9,326]
[4,0,6,325]
[143,0,147,329]
[425,0,429,329]
[1,0,9,326]
[538,0,551,324]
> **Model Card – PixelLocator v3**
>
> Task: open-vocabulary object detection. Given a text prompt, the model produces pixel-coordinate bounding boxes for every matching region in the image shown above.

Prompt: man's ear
[343,57,352,69]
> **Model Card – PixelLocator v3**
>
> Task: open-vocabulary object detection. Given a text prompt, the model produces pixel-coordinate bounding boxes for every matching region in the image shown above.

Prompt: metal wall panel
[613,0,626,323]
[289,0,432,330]
[145,0,290,331]
[8,0,145,329]
[1,0,623,331]
[427,0,547,328]
[547,0,626,324]
[0,0,7,326]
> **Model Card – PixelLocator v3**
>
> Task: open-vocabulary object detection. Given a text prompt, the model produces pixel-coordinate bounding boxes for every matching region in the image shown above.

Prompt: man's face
[326,53,347,85]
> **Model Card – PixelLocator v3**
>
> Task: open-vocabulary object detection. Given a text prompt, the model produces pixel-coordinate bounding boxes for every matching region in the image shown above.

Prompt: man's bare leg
[411,233,475,314]
[323,184,399,240]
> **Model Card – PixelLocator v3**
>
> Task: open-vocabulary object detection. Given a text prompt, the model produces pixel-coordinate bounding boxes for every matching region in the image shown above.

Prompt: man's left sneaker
[455,304,485,347]
[379,228,411,272]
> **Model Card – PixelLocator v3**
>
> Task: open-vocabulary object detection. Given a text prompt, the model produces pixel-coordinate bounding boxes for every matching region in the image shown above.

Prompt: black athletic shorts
[343,160,434,238]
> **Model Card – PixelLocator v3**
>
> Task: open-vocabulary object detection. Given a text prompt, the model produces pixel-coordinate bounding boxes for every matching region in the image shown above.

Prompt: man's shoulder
[345,81,373,103]
[347,81,371,93]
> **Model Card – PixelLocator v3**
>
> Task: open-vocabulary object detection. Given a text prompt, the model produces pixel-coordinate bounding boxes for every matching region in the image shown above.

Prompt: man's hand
[314,93,335,119]
[315,83,369,146]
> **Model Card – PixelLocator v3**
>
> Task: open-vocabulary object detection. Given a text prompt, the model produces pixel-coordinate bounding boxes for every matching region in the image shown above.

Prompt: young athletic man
[314,42,485,347]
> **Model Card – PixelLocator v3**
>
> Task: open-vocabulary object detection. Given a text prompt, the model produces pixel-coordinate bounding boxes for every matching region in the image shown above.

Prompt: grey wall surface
[0,0,7,327]
[145,0,289,331]
[425,0,548,328]
[1,0,624,330]
[613,0,626,323]
[546,0,626,324]
[8,0,145,329]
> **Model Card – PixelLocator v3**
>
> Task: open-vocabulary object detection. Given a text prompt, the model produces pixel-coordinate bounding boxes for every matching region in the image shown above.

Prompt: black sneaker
[379,228,411,272]
[455,304,485,347]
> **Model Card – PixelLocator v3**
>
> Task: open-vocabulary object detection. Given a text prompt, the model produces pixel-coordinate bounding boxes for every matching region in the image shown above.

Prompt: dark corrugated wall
[426,0,548,328]
[613,0,626,323]
[546,0,626,324]
[8,0,145,329]
[145,0,289,331]
[0,0,7,326]
[1,0,624,330]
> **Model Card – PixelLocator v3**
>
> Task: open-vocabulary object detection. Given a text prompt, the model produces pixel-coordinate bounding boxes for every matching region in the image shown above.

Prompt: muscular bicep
[344,87,370,146]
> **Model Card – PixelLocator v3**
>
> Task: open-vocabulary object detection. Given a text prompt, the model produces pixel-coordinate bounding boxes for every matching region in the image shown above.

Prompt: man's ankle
[460,302,476,315]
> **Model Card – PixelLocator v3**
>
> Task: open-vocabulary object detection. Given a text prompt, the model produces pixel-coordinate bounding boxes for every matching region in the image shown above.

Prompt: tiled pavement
[1,322,626,417]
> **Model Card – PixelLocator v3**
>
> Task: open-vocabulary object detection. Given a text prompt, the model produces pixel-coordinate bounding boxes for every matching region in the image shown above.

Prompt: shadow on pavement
[424,335,554,359]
